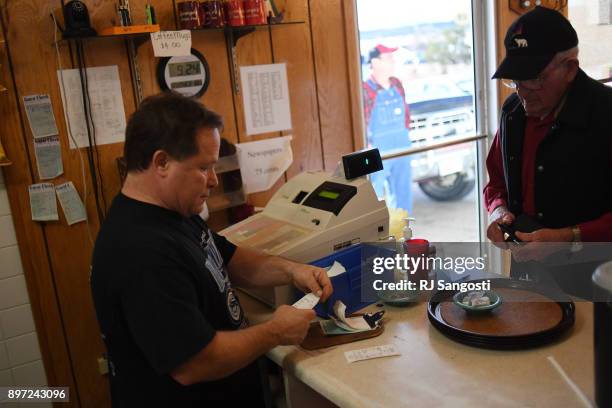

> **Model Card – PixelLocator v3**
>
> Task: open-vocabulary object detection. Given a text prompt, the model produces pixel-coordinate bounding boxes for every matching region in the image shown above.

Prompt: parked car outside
[404,77,476,201]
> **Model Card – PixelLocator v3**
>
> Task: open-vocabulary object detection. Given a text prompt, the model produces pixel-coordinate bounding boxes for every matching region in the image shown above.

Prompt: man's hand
[512,228,573,261]
[487,206,515,247]
[290,264,333,302]
[267,305,316,345]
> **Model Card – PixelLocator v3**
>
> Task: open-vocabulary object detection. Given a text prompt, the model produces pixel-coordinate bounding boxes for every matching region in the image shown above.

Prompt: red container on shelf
[203,0,225,28]
[177,1,203,29]
[243,0,266,25]
[225,0,245,26]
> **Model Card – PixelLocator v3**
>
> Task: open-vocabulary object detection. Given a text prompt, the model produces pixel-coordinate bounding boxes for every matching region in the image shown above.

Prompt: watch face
[157,48,210,98]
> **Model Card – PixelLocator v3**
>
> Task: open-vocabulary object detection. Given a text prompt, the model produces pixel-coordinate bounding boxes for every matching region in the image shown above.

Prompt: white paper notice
[292,293,320,310]
[240,63,292,136]
[28,183,58,222]
[150,31,191,57]
[55,181,87,226]
[344,345,401,364]
[57,66,126,149]
[34,135,63,180]
[23,94,59,139]
[236,136,293,194]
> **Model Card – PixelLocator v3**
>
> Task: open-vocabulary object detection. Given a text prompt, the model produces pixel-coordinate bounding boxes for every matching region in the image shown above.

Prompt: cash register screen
[318,190,340,200]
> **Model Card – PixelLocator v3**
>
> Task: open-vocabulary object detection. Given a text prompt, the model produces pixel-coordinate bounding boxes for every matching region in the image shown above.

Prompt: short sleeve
[212,231,236,264]
[122,248,216,375]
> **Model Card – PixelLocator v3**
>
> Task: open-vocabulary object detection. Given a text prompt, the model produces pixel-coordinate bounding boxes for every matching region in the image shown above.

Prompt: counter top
[240,292,594,407]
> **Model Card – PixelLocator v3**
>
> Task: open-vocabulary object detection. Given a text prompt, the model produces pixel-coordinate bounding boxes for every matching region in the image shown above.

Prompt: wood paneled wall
[0,1,358,406]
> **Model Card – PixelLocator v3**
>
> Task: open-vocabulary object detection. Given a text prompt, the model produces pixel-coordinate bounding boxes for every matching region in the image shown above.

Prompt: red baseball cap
[368,44,398,63]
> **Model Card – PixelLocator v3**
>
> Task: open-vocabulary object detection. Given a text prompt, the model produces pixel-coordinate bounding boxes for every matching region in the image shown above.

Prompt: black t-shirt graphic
[91,193,265,407]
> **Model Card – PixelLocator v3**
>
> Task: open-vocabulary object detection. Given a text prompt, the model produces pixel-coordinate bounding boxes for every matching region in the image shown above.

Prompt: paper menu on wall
[28,183,59,222]
[34,135,63,180]
[55,181,87,226]
[240,63,292,136]
[23,94,59,139]
[57,66,126,149]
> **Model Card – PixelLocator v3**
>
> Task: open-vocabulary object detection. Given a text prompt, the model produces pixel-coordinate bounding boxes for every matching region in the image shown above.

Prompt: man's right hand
[268,305,315,345]
[487,206,515,246]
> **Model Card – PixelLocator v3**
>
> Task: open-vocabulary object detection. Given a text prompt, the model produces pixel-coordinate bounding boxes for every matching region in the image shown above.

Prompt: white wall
[0,170,51,408]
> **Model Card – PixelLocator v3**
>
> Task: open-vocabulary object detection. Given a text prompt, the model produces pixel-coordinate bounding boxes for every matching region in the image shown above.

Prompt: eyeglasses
[502,59,570,91]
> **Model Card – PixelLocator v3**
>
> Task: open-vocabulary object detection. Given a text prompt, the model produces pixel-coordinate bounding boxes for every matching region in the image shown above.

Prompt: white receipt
[292,292,320,309]
[332,301,371,331]
[326,261,346,277]
[344,344,401,364]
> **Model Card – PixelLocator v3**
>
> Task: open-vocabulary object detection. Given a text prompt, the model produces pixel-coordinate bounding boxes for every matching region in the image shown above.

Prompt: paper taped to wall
[56,181,87,226]
[57,66,126,149]
[236,135,293,194]
[150,31,192,57]
[34,135,63,180]
[240,63,292,136]
[28,183,59,222]
[23,94,59,139]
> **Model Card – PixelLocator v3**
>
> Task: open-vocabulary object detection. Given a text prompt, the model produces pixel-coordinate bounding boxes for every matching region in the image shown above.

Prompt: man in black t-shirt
[91,93,333,407]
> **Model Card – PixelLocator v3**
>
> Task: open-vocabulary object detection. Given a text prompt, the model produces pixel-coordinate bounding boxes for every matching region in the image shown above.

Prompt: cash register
[219,149,390,307]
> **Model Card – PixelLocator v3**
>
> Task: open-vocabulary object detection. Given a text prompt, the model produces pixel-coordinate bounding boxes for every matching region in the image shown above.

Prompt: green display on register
[318,190,340,200]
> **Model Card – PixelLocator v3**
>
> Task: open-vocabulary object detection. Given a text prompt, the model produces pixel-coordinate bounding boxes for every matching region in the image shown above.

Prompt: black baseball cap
[492,6,578,80]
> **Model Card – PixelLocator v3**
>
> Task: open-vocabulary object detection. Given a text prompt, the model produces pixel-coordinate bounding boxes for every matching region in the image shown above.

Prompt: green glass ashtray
[453,290,502,313]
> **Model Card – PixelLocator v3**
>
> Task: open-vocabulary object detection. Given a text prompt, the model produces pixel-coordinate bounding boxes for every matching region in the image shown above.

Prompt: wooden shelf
[61,21,304,45]
[98,24,160,36]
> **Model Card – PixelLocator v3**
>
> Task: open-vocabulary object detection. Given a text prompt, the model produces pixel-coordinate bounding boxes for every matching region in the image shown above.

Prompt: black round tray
[427,278,575,350]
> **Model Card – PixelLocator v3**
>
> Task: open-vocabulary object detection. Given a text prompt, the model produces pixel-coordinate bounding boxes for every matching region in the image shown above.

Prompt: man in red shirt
[363,44,413,213]
[485,7,612,257]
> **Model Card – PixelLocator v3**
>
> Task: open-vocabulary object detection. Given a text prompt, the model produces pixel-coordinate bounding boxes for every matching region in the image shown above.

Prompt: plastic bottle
[402,217,430,283]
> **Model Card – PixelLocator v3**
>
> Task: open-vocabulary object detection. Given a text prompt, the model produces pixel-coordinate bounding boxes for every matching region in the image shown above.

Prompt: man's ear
[152,150,171,176]
[566,59,580,81]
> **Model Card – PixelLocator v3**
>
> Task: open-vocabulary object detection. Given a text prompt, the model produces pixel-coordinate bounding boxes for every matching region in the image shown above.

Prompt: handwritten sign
[150,31,192,57]
[236,136,293,194]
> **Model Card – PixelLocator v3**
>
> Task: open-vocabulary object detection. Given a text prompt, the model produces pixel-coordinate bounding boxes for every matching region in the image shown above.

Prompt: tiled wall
[0,170,51,408]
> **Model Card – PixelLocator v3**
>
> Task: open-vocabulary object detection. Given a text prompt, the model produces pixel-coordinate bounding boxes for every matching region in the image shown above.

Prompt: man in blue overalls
[363,44,413,213]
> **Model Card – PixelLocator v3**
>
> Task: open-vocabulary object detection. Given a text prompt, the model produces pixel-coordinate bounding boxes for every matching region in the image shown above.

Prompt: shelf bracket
[225,27,254,94]
[125,37,144,106]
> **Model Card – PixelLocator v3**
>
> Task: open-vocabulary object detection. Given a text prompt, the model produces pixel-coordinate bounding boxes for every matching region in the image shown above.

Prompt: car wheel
[418,172,475,201]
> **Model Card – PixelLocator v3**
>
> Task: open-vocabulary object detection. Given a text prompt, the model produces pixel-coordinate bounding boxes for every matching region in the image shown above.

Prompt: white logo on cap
[514,38,528,48]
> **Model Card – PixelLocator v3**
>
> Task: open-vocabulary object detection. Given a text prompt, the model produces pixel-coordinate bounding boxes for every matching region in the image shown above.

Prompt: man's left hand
[512,228,573,261]
[290,264,333,302]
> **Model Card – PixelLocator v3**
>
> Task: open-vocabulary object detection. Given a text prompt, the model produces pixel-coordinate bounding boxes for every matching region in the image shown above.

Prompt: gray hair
[554,46,579,63]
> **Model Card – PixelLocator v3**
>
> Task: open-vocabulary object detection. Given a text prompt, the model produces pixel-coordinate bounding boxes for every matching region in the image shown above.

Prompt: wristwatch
[570,225,583,252]
[571,225,582,242]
